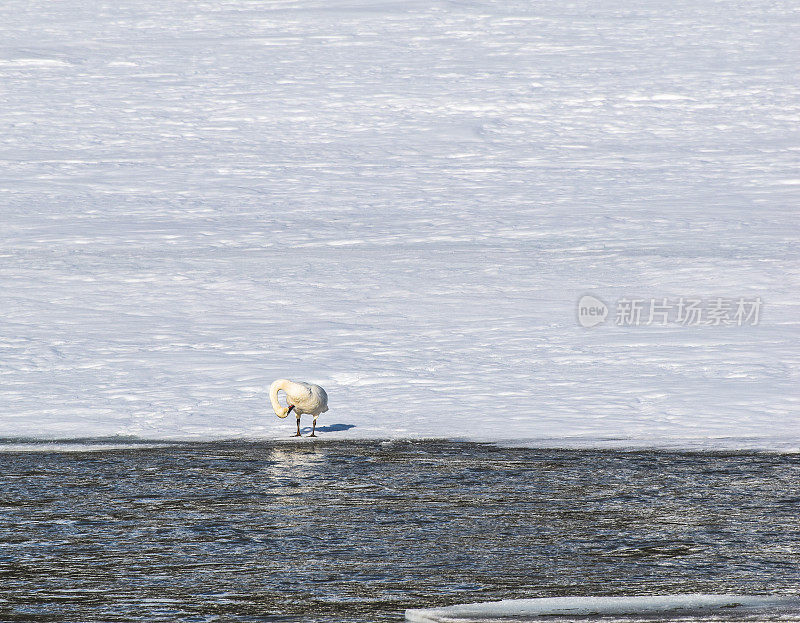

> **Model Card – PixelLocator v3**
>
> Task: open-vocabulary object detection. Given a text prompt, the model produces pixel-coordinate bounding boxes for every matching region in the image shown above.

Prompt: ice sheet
[405,594,800,622]
[1,0,798,447]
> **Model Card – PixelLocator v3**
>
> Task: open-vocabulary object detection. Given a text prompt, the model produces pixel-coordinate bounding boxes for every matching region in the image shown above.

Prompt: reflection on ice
[265,445,326,480]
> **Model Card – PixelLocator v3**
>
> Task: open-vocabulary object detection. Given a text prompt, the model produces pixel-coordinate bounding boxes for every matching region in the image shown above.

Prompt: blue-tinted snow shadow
[301,424,355,434]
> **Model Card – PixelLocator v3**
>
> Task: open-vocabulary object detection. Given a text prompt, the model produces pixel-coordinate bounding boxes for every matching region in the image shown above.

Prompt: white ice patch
[0,58,70,67]
[0,442,175,453]
[405,594,800,622]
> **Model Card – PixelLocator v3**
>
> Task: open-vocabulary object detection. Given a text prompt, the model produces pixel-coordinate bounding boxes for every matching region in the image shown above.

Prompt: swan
[269,378,329,437]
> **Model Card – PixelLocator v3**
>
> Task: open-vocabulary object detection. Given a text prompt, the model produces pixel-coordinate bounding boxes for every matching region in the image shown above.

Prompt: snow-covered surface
[1,0,798,446]
[405,595,800,622]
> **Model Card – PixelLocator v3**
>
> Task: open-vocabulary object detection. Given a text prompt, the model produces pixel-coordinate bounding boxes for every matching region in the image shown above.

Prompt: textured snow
[405,594,800,622]
[1,0,798,446]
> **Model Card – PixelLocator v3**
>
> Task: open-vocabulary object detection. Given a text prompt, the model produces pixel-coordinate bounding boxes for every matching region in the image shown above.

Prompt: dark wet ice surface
[1,441,798,621]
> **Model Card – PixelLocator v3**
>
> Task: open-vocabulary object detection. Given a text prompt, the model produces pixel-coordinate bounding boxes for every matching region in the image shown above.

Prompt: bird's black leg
[309,419,317,438]
[287,405,301,437]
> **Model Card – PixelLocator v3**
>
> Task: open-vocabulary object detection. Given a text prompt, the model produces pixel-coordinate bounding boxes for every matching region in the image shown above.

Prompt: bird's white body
[270,378,328,436]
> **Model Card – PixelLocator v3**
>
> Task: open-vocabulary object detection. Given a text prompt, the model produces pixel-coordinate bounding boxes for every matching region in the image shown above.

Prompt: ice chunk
[405,594,800,622]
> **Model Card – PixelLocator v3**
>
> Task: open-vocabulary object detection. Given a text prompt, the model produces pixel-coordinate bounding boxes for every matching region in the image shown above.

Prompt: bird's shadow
[302,423,356,434]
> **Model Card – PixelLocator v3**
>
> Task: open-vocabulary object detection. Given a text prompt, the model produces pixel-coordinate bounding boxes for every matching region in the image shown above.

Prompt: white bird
[269,378,329,437]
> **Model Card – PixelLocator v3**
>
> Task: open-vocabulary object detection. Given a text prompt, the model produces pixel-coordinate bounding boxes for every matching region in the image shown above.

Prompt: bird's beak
[287,405,295,415]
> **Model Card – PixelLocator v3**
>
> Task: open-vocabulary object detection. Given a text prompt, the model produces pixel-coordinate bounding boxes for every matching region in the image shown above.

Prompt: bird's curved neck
[270,379,292,417]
